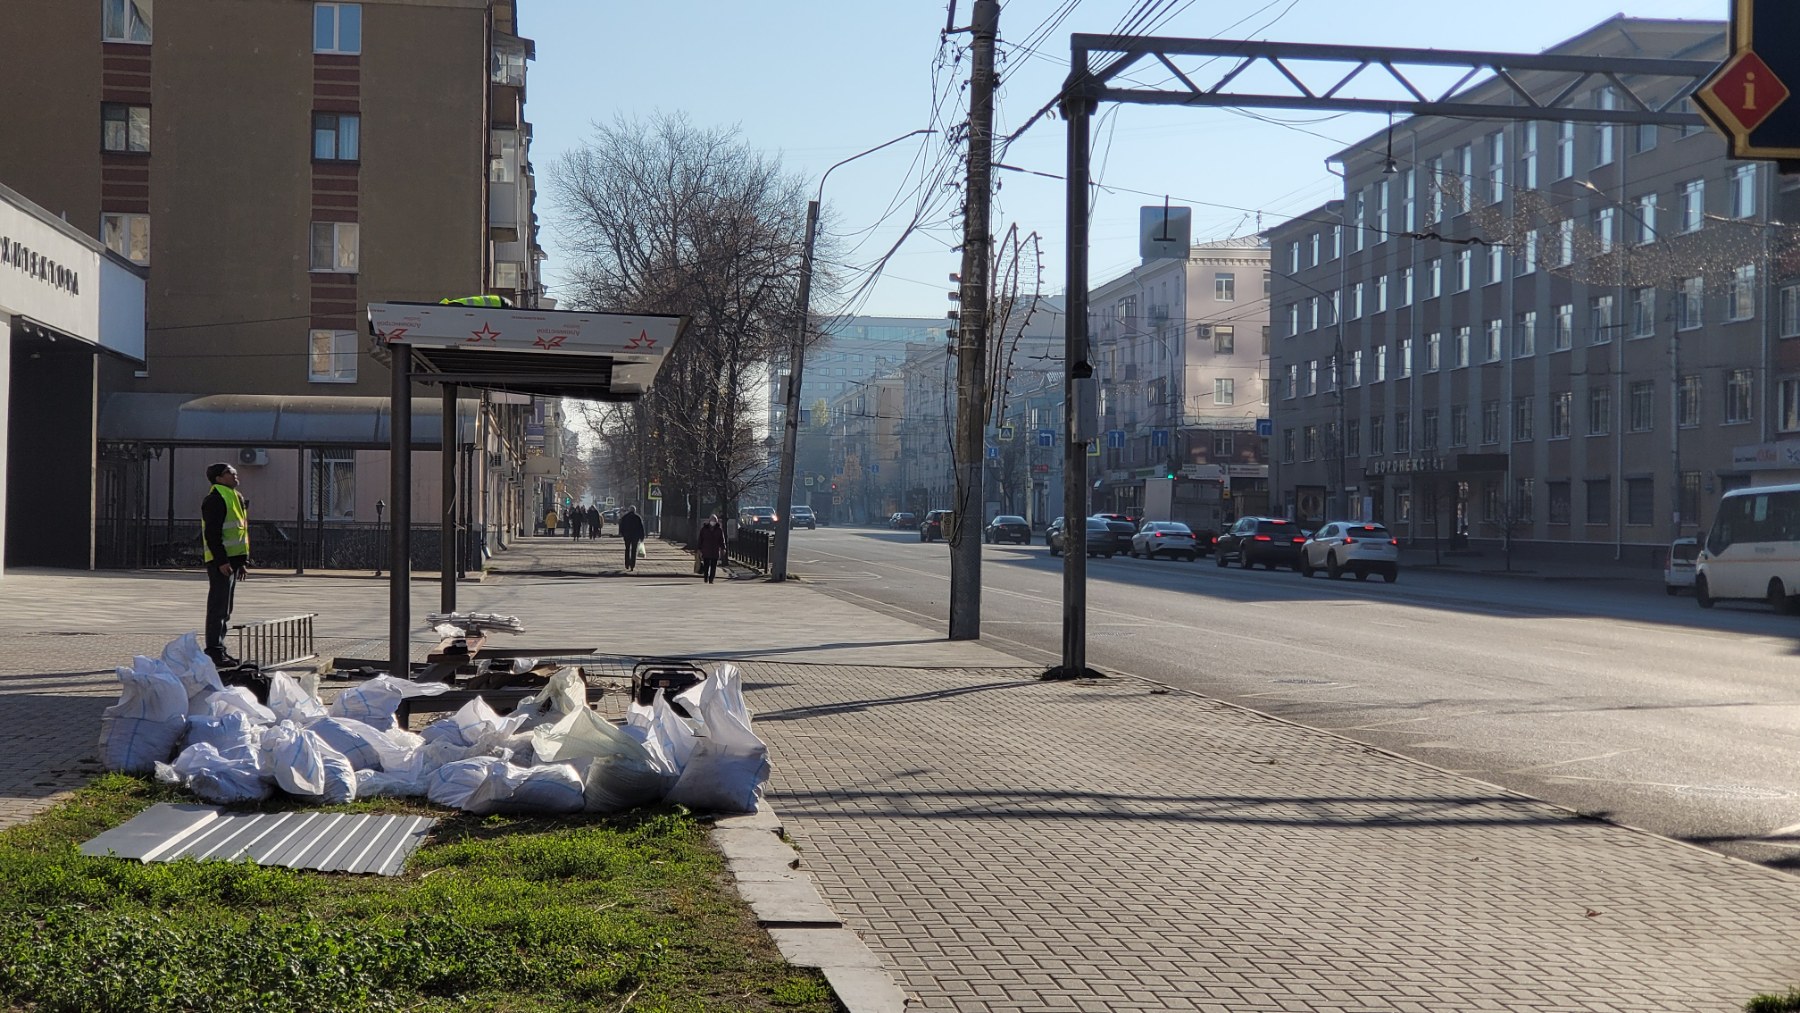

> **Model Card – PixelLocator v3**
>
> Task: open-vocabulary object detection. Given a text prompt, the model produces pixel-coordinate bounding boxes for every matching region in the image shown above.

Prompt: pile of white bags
[103,634,772,816]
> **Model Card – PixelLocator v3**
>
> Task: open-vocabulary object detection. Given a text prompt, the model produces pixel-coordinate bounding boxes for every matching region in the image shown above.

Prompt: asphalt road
[786,524,1800,869]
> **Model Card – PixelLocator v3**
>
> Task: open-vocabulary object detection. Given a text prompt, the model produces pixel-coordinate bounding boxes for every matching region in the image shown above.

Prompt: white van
[1694,482,1800,612]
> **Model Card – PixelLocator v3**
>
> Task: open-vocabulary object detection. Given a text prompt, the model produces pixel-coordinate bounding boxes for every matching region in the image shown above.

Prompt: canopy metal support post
[440,382,457,614]
[294,443,307,575]
[388,344,413,678]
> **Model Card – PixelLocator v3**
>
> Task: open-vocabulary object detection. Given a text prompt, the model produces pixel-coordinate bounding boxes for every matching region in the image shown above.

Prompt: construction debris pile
[98,634,770,816]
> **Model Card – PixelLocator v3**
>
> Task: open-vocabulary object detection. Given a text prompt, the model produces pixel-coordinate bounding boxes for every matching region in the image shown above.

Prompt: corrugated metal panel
[81,804,435,877]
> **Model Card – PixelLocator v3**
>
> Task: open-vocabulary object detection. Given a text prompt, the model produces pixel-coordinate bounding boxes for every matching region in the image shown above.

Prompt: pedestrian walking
[617,504,647,572]
[696,514,727,584]
[570,507,584,540]
[588,505,602,539]
[543,507,557,536]
[199,462,250,668]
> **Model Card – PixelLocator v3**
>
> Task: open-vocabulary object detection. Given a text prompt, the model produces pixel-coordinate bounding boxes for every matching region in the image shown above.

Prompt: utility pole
[769,199,820,582]
[949,0,998,640]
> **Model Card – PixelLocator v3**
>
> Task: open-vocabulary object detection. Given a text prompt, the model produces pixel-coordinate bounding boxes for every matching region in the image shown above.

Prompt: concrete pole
[388,344,412,678]
[1055,53,1095,679]
[949,0,998,640]
[770,198,819,582]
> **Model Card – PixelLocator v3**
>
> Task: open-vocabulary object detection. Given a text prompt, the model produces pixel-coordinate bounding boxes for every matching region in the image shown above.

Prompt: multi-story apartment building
[0,0,547,568]
[824,375,903,523]
[1267,16,1800,564]
[1088,237,1272,518]
[769,315,952,436]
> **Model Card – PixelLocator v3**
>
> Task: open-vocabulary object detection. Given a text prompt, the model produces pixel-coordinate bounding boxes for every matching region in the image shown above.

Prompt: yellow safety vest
[204,483,249,562]
[440,295,508,308]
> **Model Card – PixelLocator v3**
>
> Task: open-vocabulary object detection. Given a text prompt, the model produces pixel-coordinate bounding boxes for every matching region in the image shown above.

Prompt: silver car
[1129,521,1199,560]
[1300,521,1400,581]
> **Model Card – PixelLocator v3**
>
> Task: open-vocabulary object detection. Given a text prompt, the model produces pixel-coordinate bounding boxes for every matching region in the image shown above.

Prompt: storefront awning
[97,393,477,449]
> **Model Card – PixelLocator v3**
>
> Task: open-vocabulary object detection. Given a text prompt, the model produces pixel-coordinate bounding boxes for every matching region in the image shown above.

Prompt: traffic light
[830,482,837,491]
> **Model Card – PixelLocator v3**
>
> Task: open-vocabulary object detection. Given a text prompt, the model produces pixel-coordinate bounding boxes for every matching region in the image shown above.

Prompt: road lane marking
[1501,749,1636,774]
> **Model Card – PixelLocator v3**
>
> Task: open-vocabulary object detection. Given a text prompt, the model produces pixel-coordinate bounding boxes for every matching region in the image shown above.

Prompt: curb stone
[712,809,912,1013]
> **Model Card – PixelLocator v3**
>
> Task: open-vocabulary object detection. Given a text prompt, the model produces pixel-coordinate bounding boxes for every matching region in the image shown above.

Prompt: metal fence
[729,528,772,573]
[97,518,486,574]
[232,613,318,669]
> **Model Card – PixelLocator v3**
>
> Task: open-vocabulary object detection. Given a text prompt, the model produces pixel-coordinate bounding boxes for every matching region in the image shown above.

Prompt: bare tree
[550,113,816,533]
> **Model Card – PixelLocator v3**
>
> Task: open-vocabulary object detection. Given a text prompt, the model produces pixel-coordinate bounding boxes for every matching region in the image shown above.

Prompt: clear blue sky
[524,0,1724,319]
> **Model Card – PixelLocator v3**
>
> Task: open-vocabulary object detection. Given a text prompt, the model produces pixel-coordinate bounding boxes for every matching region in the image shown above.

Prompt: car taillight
[1389,538,1399,546]
[1292,537,1304,543]
[1253,534,1272,541]
[1342,536,1355,544]
[1155,532,1164,538]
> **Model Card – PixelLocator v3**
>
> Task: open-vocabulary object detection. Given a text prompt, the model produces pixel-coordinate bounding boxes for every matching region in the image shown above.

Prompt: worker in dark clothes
[200,462,250,668]
[617,505,646,573]
[571,506,584,539]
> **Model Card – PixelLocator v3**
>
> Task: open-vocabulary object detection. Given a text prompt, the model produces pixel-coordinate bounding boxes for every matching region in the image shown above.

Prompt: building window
[1399,336,1412,377]
[1486,244,1503,284]
[1303,425,1319,460]
[1402,169,1416,231]
[1631,287,1656,339]
[1517,122,1538,190]
[1375,345,1388,382]
[1402,266,1414,306]
[1681,179,1705,232]
[1421,408,1439,450]
[308,328,357,383]
[1309,297,1319,330]
[1515,477,1536,520]
[1635,120,1658,154]
[1450,404,1467,446]
[1728,264,1756,321]
[1636,193,1658,244]
[313,112,360,162]
[1309,233,1320,265]
[1627,477,1654,526]
[1456,251,1471,291]
[1485,319,1502,362]
[1731,164,1757,218]
[1781,378,1800,433]
[1285,364,1298,400]
[1214,325,1235,354]
[100,212,150,265]
[1428,259,1441,298]
[1394,411,1411,452]
[1589,385,1611,436]
[1513,311,1536,357]
[1352,191,1366,251]
[1553,303,1573,351]
[1427,156,1445,222]
[310,221,359,272]
[1548,481,1571,525]
[1678,374,1702,428]
[1484,481,1502,524]
[1214,377,1234,406]
[103,0,152,42]
[1680,471,1704,527]
[1369,415,1385,455]
[1586,479,1611,525]
[101,103,150,153]
[314,2,363,54]
[1726,368,1753,423]
[1556,218,1575,266]
[1781,285,1800,338]
[1282,428,1296,464]
[1454,326,1470,368]
[1374,180,1390,243]
[1591,295,1616,344]
[1482,400,1500,444]
[492,260,522,289]
[1517,230,1537,275]
[1346,420,1360,457]
[1215,272,1236,301]
[1288,302,1299,337]
[1426,331,1441,372]
[1260,325,1270,354]
[1349,349,1362,387]
[1213,433,1235,457]
[1306,360,1319,397]
[1550,391,1571,439]
[309,452,356,519]
[1678,276,1704,330]
[1512,397,1534,442]
[1350,283,1363,319]
[1376,275,1389,312]
[1327,354,1339,391]
[1629,380,1655,432]
[1290,242,1300,274]
[1486,130,1505,204]
[1555,121,1575,179]
[1594,207,1615,254]
[1457,143,1475,213]
[1593,86,1616,166]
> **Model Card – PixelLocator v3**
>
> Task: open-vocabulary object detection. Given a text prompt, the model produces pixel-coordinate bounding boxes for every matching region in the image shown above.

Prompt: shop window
[309,451,356,519]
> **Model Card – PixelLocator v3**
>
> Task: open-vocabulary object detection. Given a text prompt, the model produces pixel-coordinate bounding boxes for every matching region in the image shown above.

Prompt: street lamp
[770,127,936,581]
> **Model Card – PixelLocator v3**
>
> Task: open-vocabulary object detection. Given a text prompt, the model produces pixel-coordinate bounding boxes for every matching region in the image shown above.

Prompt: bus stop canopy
[368,301,690,676]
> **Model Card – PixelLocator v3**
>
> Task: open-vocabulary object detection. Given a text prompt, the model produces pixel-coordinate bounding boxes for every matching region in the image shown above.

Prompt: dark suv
[1047,516,1128,558]
[1214,516,1308,570]
[919,509,954,542]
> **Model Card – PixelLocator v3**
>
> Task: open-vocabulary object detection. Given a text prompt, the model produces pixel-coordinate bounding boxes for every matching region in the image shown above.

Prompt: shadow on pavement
[757,679,1037,722]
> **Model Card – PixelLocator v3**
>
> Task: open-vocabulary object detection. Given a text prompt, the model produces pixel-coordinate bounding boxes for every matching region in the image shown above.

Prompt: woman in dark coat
[696,514,727,584]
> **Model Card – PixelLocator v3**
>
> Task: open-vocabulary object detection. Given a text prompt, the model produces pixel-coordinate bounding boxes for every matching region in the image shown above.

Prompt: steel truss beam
[1072,34,1717,126]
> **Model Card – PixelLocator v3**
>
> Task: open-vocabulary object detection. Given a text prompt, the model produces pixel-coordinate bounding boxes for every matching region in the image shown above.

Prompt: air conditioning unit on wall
[237,448,270,467]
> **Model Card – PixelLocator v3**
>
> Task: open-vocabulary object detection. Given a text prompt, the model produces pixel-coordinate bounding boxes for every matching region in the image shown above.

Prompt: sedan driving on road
[1047,516,1126,557]
[889,511,917,530]
[1300,521,1399,581]
[983,515,1031,544]
[1129,521,1199,560]
[1214,516,1308,570]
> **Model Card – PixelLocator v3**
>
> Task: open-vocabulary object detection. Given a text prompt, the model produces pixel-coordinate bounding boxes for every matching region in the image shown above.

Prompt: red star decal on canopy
[468,323,501,343]
[533,334,567,348]
[625,330,657,349]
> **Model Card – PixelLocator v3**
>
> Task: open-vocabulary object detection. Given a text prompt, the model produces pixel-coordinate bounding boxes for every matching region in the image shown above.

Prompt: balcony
[489,180,520,241]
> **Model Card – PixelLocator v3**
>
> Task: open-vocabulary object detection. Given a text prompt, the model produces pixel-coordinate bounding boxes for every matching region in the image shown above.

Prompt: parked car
[1097,516,1136,554]
[738,506,779,530]
[1130,521,1200,560]
[919,509,954,542]
[889,511,917,530]
[789,504,817,530]
[1300,521,1400,581]
[983,515,1031,544]
[1049,516,1126,557]
[1214,516,1308,570]
[1094,512,1140,528]
[602,507,621,524]
[1664,537,1699,596]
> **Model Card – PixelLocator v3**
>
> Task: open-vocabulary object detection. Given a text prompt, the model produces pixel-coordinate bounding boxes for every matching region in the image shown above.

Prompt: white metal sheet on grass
[80,803,435,876]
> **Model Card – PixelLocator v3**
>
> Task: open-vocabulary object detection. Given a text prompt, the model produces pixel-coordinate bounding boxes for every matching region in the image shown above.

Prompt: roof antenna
[1383,111,1399,174]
